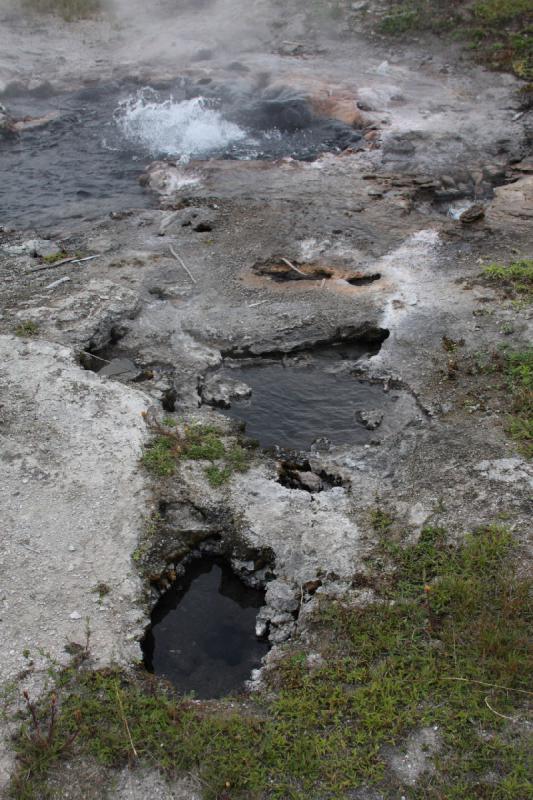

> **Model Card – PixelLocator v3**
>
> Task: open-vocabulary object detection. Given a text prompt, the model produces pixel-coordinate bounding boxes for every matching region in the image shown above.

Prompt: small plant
[21,0,104,21]
[484,258,533,302]
[370,507,394,533]
[41,251,67,264]
[141,418,251,485]
[141,435,176,477]
[505,349,533,457]
[15,321,39,338]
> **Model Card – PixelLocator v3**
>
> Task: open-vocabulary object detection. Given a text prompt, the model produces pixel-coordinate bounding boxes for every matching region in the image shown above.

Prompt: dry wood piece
[280,257,308,277]
[169,245,197,284]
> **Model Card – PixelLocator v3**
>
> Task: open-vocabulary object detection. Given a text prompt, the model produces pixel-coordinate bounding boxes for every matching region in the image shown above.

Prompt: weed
[370,507,394,533]
[10,525,532,799]
[204,464,232,487]
[21,0,103,20]
[15,321,39,338]
[505,349,533,457]
[372,0,533,78]
[484,258,533,303]
[41,251,67,264]
[141,419,251,484]
[140,435,176,477]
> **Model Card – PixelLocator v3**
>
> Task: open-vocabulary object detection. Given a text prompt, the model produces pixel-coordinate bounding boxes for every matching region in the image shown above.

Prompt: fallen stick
[28,256,79,273]
[28,254,98,274]
[320,278,326,289]
[280,257,308,277]
[248,300,269,308]
[169,245,197,284]
[71,255,99,264]
[45,276,71,290]
[80,350,111,365]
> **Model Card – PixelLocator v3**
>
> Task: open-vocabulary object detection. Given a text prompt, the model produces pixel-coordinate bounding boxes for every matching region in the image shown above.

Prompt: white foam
[115,90,247,160]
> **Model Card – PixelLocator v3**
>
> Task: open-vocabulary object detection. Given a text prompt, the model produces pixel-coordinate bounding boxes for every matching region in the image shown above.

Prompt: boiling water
[0,81,361,229]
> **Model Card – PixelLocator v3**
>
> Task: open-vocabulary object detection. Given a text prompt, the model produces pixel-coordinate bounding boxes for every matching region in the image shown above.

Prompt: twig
[443,677,533,696]
[248,300,269,308]
[169,245,197,284]
[71,255,98,264]
[484,696,527,725]
[17,540,40,555]
[320,278,326,289]
[80,350,111,365]
[45,276,71,290]
[28,254,98,274]
[114,681,138,759]
[280,257,308,277]
[28,256,79,273]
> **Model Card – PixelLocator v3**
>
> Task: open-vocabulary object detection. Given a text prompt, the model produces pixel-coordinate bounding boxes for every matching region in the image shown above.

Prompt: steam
[115,89,247,160]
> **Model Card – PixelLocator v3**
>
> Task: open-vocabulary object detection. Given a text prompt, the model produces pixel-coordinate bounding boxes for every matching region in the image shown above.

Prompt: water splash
[115,89,247,160]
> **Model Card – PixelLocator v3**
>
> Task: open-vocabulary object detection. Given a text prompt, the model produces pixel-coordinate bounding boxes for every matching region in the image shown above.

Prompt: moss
[10,525,532,799]
[21,0,103,20]
[15,321,39,338]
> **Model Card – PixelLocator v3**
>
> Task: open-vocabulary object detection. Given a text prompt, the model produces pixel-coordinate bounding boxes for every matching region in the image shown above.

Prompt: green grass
[9,525,532,799]
[15,321,39,338]
[375,0,533,78]
[484,258,533,303]
[505,349,533,457]
[21,0,103,20]
[141,420,251,486]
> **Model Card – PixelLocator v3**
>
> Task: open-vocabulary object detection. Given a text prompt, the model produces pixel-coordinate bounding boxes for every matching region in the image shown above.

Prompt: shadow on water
[142,559,269,699]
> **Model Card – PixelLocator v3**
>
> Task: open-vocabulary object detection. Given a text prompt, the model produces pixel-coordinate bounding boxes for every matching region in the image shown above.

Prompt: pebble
[69,611,81,620]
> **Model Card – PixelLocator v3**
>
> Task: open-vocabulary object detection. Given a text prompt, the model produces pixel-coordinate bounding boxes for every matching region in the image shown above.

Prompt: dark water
[218,340,394,450]
[143,559,268,698]
[0,80,361,230]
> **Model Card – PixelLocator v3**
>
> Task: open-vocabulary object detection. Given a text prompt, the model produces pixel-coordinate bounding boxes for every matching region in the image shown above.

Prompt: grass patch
[9,525,532,799]
[505,349,533,457]
[21,0,104,20]
[484,258,533,303]
[375,0,533,78]
[15,321,39,338]
[141,419,252,486]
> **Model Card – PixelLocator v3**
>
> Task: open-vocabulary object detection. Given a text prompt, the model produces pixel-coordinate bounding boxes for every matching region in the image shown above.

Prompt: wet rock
[98,358,142,382]
[265,580,299,613]
[358,409,384,430]
[311,436,331,453]
[0,103,15,137]
[200,375,252,409]
[459,204,485,224]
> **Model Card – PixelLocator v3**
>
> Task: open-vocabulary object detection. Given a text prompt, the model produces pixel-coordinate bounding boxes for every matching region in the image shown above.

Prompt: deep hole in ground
[142,557,269,699]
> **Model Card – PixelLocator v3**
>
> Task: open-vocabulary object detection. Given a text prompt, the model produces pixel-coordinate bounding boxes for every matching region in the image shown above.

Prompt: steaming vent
[115,90,247,160]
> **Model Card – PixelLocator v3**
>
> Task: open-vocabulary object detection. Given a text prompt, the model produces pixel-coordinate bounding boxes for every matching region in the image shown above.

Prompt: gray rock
[358,409,384,430]
[200,375,252,409]
[265,580,299,613]
[293,470,323,493]
[99,358,142,382]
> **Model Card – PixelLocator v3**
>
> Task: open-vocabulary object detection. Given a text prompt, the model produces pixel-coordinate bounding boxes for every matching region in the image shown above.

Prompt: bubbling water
[114,89,247,160]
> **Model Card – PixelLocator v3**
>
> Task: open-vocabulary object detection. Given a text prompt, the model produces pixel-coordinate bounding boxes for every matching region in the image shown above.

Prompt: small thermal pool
[142,559,268,698]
